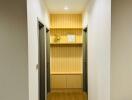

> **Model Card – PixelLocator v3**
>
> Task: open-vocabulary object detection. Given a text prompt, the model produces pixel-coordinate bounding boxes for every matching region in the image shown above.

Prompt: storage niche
[50,14,83,90]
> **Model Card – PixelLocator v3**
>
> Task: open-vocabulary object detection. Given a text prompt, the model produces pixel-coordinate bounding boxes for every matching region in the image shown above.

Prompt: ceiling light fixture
[64,6,69,10]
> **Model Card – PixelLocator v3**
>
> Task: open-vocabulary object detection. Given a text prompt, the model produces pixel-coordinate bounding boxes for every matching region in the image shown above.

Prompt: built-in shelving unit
[50,29,83,44]
[50,14,83,90]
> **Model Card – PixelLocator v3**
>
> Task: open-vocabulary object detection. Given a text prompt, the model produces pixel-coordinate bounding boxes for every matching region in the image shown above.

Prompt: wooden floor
[48,92,87,100]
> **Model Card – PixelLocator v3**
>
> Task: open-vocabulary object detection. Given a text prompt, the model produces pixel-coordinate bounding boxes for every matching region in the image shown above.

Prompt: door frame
[83,26,88,93]
[37,19,46,100]
[46,27,50,93]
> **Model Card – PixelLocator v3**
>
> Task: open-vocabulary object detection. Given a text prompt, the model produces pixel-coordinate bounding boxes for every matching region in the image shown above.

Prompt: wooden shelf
[50,27,83,29]
[50,43,83,45]
[51,72,83,75]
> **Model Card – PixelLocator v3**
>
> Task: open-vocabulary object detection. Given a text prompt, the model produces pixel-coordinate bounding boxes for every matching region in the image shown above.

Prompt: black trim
[46,27,50,93]
[46,28,50,33]
[83,27,88,33]
[83,27,88,93]
[39,22,44,29]
[38,21,45,100]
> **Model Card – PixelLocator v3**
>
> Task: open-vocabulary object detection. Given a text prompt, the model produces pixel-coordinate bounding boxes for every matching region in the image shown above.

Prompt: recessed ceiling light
[64,6,69,10]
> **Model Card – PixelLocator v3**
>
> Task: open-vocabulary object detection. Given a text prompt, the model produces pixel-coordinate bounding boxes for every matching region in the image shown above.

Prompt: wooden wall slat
[50,46,83,73]
[50,14,82,28]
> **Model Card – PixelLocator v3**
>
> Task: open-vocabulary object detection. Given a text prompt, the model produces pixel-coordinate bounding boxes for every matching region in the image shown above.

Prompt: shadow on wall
[88,0,96,14]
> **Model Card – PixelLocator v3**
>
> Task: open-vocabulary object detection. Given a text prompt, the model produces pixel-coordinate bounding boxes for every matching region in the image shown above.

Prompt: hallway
[48,92,87,100]
[4,0,132,100]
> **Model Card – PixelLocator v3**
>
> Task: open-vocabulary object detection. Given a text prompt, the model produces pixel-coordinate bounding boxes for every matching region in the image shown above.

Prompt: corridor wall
[0,0,28,100]
[83,0,111,100]
[111,0,132,100]
[27,0,50,100]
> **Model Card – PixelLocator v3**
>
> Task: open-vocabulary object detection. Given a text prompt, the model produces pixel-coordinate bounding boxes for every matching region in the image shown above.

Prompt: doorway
[38,21,46,100]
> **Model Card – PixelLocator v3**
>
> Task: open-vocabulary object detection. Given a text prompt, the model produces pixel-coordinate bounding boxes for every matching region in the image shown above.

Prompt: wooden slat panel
[51,74,83,89]
[67,75,82,89]
[51,75,67,89]
[50,14,82,28]
[50,14,83,90]
[50,46,83,73]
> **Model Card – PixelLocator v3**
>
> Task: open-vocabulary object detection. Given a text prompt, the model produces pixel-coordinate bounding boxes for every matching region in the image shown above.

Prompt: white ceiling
[44,0,88,13]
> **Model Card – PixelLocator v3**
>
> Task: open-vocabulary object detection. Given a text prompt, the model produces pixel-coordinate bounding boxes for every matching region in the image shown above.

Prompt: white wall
[27,0,49,100]
[83,6,88,28]
[0,0,28,100]
[83,0,111,100]
[111,0,132,100]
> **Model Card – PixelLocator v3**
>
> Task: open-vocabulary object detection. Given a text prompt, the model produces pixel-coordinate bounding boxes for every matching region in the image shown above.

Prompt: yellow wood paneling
[51,74,82,89]
[51,72,82,75]
[67,75,82,89]
[50,14,82,28]
[50,14,83,90]
[51,75,67,89]
[50,46,83,73]
[51,89,83,93]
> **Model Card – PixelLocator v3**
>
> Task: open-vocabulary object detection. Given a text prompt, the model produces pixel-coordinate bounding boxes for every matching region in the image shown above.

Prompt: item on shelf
[67,34,76,43]
[54,34,61,42]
